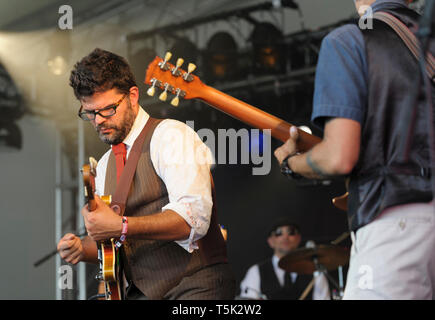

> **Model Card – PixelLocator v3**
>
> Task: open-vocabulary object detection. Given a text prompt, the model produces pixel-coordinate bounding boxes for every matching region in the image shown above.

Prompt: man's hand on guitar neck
[274,119,361,179]
[274,126,300,165]
[82,195,123,242]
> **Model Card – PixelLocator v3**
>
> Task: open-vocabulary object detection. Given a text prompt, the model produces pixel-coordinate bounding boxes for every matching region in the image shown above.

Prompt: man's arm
[124,209,191,240]
[81,196,191,242]
[82,120,213,247]
[81,236,99,263]
[57,233,99,265]
[275,118,361,179]
[276,24,367,178]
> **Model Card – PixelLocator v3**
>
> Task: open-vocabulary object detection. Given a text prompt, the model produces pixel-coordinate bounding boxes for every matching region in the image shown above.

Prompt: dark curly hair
[69,48,137,99]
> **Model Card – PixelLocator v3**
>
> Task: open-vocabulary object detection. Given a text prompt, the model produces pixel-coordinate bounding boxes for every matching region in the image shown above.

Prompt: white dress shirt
[95,107,214,253]
[239,255,331,300]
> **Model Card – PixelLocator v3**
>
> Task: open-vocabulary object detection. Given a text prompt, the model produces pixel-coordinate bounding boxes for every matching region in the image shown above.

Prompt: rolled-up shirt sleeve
[311,24,368,130]
[150,119,214,253]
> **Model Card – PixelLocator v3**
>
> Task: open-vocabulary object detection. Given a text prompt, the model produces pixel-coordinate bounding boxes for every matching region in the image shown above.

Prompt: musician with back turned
[56,48,236,300]
[275,0,435,299]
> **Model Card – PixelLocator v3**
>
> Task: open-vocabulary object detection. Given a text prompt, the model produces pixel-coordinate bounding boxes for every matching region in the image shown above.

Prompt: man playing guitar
[57,48,235,300]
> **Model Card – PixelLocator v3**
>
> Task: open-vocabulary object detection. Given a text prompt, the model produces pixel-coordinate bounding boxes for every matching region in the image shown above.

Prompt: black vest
[258,259,313,300]
[348,7,435,231]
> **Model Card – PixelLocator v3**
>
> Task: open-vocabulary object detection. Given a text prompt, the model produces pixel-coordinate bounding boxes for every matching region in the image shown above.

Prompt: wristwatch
[280,155,303,180]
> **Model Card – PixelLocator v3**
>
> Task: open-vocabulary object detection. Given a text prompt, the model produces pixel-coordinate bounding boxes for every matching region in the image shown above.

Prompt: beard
[96,98,136,145]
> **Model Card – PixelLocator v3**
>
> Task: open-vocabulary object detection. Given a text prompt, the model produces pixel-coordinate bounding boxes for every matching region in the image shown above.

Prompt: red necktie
[112,143,127,183]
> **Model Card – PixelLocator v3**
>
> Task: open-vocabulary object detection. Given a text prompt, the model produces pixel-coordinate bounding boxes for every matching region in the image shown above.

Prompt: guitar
[81,157,123,300]
[143,53,348,211]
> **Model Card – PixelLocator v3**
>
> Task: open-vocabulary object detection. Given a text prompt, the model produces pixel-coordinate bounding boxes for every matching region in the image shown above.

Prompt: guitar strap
[109,117,161,216]
[110,117,162,298]
[373,11,435,83]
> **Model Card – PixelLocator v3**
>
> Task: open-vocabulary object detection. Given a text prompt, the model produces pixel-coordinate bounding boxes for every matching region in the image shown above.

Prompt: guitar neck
[199,85,321,152]
[88,198,97,211]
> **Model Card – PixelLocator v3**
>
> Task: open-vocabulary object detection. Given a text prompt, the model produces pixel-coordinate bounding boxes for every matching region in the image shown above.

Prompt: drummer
[239,218,330,300]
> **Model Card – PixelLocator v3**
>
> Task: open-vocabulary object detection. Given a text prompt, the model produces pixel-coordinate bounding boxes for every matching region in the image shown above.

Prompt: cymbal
[278,245,350,275]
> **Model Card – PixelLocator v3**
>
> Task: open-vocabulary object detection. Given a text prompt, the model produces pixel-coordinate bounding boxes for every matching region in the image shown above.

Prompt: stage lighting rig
[169,38,200,67]
[0,122,22,151]
[47,30,71,76]
[203,32,239,84]
[250,22,286,75]
[0,62,23,119]
[128,46,157,92]
[0,62,24,150]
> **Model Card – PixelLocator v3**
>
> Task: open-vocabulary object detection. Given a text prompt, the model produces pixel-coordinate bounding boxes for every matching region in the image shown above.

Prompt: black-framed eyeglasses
[78,94,127,121]
[272,226,299,237]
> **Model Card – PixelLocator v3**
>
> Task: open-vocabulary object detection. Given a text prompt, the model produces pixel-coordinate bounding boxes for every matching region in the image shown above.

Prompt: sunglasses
[271,226,299,237]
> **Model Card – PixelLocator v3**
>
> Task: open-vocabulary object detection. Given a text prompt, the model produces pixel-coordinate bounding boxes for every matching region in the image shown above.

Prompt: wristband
[115,216,128,248]
[280,154,303,180]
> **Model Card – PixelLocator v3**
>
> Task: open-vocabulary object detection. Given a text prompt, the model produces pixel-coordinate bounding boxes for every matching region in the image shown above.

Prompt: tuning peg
[188,63,196,73]
[159,90,168,101]
[170,96,179,107]
[183,63,196,82]
[147,79,157,96]
[159,51,172,71]
[159,83,169,101]
[172,58,184,76]
[164,52,172,62]
[147,86,156,97]
[170,88,183,107]
[89,157,98,169]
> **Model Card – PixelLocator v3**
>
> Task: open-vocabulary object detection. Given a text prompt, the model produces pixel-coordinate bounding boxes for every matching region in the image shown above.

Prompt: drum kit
[278,232,351,300]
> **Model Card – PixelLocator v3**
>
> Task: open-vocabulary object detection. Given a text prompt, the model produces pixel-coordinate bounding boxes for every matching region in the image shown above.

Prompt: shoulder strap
[373,11,435,82]
[110,117,161,216]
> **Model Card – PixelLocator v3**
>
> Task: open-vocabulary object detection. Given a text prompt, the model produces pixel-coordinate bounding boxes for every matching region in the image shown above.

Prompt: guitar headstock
[144,52,206,107]
[81,157,98,209]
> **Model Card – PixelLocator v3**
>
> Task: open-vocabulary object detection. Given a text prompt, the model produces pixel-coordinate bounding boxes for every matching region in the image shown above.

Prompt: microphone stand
[298,254,341,300]
[298,233,349,300]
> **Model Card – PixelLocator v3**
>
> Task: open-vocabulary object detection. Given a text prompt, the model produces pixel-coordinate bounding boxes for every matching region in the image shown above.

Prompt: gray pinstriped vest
[104,118,228,299]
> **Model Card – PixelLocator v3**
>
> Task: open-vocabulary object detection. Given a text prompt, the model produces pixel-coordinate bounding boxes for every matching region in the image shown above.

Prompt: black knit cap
[268,218,301,236]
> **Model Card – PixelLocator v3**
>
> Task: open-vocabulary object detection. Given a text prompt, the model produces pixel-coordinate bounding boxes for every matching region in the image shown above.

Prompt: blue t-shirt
[311,0,411,129]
